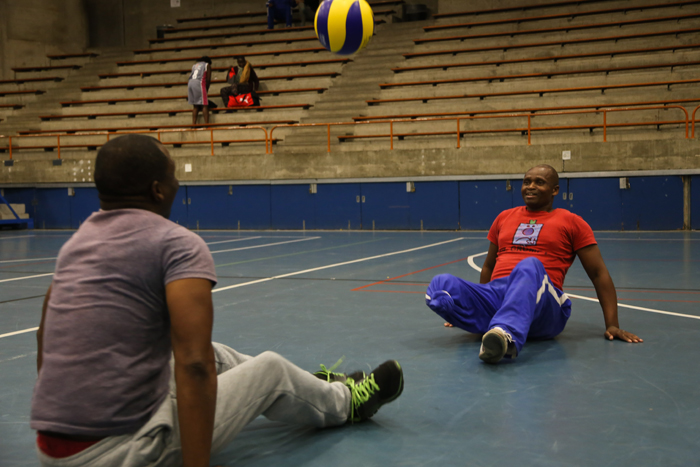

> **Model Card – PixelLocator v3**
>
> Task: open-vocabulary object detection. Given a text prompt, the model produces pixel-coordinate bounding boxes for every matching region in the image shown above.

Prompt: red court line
[351,256,470,292]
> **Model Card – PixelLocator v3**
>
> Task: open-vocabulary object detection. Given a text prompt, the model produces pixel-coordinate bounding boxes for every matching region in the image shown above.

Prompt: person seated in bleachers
[220,56,261,108]
[296,0,316,27]
[187,56,212,125]
[266,0,294,29]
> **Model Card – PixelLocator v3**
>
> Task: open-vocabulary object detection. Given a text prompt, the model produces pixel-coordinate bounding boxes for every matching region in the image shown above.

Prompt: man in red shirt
[425,165,642,364]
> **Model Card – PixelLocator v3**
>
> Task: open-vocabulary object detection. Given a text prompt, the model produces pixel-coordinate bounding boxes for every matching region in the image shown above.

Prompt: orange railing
[0,125,268,160]
[270,106,689,153]
[0,105,696,160]
[692,104,700,139]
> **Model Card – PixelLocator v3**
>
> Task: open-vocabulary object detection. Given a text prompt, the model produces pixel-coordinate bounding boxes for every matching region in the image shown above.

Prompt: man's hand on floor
[605,326,643,343]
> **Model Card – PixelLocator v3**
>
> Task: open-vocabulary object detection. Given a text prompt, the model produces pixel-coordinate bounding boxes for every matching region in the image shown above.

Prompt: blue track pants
[267,5,292,29]
[425,257,572,355]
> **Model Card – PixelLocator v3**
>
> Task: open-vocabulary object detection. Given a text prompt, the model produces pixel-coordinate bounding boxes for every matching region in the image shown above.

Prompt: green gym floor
[1,230,699,467]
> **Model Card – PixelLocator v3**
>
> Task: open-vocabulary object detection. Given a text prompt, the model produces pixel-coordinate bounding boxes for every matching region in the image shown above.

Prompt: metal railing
[0,105,696,159]
[0,125,268,160]
[270,105,689,153]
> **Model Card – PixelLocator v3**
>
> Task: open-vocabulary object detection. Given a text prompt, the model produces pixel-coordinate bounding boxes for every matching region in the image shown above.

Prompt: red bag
[227,93,254,107]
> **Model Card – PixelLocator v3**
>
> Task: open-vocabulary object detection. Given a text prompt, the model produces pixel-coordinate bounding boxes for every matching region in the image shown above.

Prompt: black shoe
[479,327,517,364]
[345,360,404,423]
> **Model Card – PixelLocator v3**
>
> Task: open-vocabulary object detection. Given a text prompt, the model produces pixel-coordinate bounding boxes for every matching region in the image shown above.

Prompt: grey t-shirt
[30,209,217,436]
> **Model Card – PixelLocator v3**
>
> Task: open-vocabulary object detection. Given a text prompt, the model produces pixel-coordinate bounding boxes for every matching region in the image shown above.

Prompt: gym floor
[1,230,698,467]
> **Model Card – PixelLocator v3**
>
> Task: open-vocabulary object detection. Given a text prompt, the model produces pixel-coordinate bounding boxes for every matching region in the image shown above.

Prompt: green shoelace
[316,356,345,382]
[349,373,380,418]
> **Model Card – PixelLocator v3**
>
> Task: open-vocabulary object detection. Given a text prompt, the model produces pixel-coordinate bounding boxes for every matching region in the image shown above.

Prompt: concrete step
[414,19,700,53]
[422,4,700,38]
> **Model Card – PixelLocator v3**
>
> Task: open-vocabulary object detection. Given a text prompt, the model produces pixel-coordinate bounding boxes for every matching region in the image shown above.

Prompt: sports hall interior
[0,0,698,466]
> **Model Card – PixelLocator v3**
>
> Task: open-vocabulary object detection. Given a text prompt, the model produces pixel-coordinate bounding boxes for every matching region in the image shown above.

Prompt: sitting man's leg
[35,346,402,467]
[482,257,572,363]
[209,345,403,453]
[425,273,501,335]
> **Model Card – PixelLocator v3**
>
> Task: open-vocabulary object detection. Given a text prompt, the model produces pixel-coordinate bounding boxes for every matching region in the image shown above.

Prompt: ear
[150,180,165,203]
[552,184,560,196]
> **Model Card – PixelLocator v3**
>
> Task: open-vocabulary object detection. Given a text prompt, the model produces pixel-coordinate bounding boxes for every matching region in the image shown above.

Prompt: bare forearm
[577,244,641,342]
[592,272,619,329]
[37,285,51,373]
[175,359,218,467]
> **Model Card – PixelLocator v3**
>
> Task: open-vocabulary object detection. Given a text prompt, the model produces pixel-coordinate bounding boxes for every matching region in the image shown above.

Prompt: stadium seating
[335,0,700,150]
[1,0,699,157]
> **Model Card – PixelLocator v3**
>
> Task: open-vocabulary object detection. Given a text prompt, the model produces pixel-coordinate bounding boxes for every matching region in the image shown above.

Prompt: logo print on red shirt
[513,223,543,246]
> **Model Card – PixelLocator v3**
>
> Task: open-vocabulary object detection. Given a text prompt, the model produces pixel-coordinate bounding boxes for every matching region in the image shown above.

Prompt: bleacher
[337,0,700,149]
[0,3,366,155]
[1,0,699,157]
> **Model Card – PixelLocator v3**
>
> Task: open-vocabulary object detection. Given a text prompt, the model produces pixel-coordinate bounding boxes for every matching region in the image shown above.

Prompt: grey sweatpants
[37,343,351,467]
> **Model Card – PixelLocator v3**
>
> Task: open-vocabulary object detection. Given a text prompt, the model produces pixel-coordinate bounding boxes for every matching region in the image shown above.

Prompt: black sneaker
[313,358,364,384]
[345,360,404,423]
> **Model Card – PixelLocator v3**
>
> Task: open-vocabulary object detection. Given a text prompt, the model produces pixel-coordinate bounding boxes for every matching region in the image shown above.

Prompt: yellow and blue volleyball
[315,0,374,55]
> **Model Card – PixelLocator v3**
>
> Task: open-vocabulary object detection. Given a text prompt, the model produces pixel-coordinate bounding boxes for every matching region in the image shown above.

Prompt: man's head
[199,56,212,65]
[236,56,246,67]
[521,164,559,212]
[94,134,179,218]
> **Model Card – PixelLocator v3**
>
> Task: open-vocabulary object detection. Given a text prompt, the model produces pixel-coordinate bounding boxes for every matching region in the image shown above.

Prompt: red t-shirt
[487,207,597,290]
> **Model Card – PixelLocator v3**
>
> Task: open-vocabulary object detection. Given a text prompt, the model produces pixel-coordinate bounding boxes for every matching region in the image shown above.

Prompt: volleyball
[314,0,375,55]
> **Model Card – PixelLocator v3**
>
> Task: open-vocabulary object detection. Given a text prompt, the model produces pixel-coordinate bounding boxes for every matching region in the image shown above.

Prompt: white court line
[0,237,465,339]
[0,351,35,363]
[0,273,54,284]
[0,235,35,241]
[0,235,300,268]
[0,256,57,264]
[466,251,700,320]
[0,236,266,265]
[566,293,700,320]
[204,236,262,246]
[0,327,38,339]
[213,237,464,293]
[210,237,320,254]
[0,238,322,287]
[467,251,488,271]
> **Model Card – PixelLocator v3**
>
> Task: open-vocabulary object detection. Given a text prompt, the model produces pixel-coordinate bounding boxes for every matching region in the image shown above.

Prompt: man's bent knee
[512,257,545,274]
[256,350,286,369]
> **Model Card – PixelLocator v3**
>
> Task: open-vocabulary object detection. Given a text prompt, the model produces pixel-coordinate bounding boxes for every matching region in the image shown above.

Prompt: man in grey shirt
[30,134,403,467]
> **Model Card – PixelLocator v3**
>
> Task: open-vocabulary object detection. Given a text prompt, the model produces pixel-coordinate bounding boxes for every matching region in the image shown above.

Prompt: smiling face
[521,166,559,212]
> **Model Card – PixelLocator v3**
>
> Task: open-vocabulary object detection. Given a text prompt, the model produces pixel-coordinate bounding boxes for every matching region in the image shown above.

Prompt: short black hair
[529,164,559,187]
[94,134,170,198]
[199,56,212,64]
